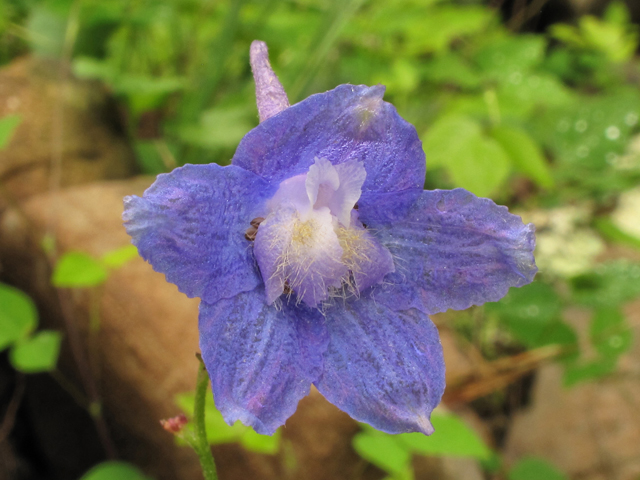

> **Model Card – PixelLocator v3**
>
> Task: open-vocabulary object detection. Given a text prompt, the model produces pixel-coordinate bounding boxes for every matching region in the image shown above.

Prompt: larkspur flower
[123,41,536,436]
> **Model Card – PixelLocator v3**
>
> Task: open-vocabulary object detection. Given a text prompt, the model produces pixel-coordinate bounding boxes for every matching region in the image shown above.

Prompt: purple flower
[123,41,536,436]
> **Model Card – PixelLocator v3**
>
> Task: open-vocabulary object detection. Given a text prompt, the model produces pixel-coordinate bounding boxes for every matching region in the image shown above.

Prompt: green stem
[193,355,218,480]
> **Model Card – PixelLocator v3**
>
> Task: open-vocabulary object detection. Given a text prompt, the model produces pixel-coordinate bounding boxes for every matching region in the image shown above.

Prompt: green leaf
[497,73,574,119]
[594,217,640,251]
[451,134,511,197]
[133,141,170,175]
[570,261,640,308]
[423,54,482,89]
[52,252,109,288]
[372,58,420,94]
[590,307,632,358]
[423,114,511,196]
[10,330,62,373]
[604,1,631,26]
[72,57,116,82]
[101,245,139,269]
[579,15,637,63]
[564,357,617,387]
[0,283,38,351]
[422,114,482,169]
[240,428,281,455]
[404,5,493,54]
[491,126,554,189]
[474,35,546,80]
[531,89,640,181]
[396,412,492,460]
[508,457,568,480]
[486,282,573,350]
[0,115,21,150]
[177,106,255,150]
[353,431,412,475]
[26,4,67,58]
[79,461,152,480]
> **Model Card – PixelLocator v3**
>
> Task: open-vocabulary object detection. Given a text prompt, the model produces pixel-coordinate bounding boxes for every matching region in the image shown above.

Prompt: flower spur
[123,41,537,436]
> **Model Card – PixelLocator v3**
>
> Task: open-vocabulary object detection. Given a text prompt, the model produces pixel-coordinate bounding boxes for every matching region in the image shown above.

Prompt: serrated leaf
[491,126,554,189]
[79,461,152,480]
[10,330,62,373]
[101,245,139,269]
[0,283,38,351]
[353,431,411,475]
[396,412,492,460]
[52,252,109,288]
[508,457,568,480]
[0,115,21,150]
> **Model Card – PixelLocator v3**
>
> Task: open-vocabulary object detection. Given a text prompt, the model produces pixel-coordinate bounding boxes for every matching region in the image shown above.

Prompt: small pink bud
[160,413,188,434]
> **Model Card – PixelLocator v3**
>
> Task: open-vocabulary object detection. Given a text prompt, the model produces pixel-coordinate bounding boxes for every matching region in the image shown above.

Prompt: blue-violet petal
[359,188,537,314]
[199,288,328,435]
[232,84,425,194]
[314,297,445,435]
[123,163,274,304]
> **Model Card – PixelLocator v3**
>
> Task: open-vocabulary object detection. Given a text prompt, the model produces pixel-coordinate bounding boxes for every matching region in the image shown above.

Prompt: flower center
[251,158,393,308]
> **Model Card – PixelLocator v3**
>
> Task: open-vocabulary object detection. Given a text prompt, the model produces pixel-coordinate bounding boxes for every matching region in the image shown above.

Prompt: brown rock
[0,56,135,207]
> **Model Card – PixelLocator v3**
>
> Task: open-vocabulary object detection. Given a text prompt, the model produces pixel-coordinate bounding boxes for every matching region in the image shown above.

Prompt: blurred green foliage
[51,245,138,287]
[0,282,62,372]
[508,457,567,480]
[7,0,638,201]
[0,114,21,148]
[78,461,152,480]
[353,411,494,480]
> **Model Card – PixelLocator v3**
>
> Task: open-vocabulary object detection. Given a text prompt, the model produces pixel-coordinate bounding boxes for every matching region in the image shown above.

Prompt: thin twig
[0,374,26,443]
[443,344,567,404]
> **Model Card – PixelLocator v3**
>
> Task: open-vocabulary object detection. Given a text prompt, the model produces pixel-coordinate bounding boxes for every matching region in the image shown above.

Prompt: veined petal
[232,84,425,194]
[306,158,366,227]
[359,188,537,314]
[199,288,328,435]
[123,164,274,304]
[314,297,445,435]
